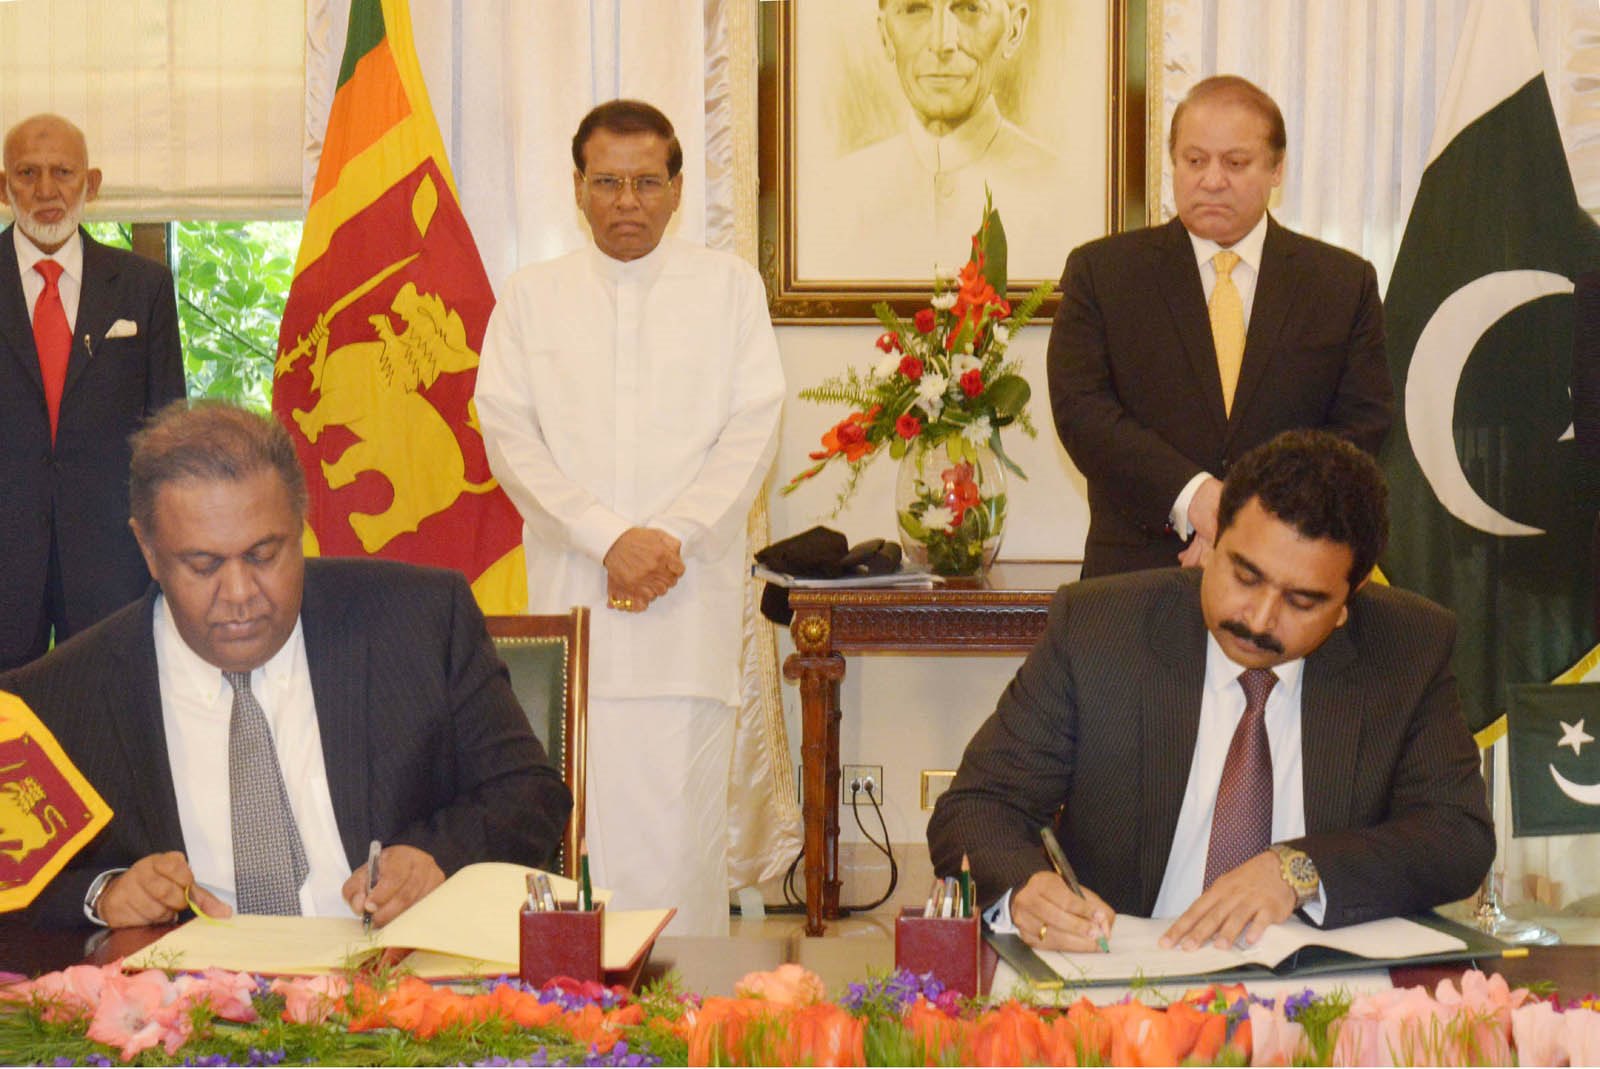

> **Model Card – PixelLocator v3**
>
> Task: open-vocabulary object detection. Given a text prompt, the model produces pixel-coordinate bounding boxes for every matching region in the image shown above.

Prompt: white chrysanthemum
[953,353,981,375]
[991,324,1011,347]
[931,292,957,311]
[922,505,956,530]
[875,352,901,378]
[963,415,993,445]
[917,372,948,405]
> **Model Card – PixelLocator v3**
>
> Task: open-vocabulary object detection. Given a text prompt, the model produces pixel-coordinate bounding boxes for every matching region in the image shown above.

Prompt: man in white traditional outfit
[476,100,785,937]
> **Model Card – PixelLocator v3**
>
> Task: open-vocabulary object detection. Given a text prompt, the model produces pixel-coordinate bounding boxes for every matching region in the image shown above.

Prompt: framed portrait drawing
[759,0,1148,323]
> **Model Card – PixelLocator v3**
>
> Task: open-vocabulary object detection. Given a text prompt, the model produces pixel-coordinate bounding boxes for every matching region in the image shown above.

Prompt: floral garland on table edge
[782,197,1051,572]
[4,959,1600,1066]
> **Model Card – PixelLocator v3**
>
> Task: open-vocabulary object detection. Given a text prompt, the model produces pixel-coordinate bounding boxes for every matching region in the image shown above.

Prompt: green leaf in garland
[990,428,1028,479]
[979,190,1008,296]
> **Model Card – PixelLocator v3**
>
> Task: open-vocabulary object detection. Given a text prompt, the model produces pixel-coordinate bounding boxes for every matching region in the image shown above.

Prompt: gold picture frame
[759,0,1149,324]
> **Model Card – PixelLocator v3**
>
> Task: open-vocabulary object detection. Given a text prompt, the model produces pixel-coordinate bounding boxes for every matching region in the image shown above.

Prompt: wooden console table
[781,561,1079,936]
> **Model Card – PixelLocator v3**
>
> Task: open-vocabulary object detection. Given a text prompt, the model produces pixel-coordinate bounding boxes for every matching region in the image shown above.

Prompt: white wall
[766,321,1091,846]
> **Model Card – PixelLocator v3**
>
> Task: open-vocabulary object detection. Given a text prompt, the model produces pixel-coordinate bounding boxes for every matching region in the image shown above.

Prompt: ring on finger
[1038,923,1048,942]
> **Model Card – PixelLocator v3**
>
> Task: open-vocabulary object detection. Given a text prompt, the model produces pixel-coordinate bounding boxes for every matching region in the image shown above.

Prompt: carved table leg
[785,608,845,937]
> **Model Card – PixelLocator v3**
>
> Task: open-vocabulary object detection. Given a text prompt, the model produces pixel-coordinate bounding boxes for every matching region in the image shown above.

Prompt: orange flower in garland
[941,462,982,525]
[947,249,1002,350]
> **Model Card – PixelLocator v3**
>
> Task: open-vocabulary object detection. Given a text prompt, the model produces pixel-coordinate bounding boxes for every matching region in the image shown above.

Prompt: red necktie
[1203,667,1279,888]
[32,260,71,442]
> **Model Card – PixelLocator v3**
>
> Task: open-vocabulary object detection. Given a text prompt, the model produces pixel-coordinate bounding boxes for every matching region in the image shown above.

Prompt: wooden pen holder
[895,907,983,996]
[519,900,604,985]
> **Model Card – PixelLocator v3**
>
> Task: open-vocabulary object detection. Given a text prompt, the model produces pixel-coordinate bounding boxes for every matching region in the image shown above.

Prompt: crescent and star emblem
[1405,269,1574,537]
[1549,718,1600,806]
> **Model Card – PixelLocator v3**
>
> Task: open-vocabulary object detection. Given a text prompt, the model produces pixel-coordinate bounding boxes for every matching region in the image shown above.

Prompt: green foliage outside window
[84,220,301,412]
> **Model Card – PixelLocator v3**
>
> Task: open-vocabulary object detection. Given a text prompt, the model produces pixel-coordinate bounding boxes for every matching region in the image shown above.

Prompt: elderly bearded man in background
[0,114,186,670]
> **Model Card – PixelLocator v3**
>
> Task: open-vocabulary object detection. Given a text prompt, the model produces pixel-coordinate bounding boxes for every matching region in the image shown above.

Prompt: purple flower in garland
[840,969,949,1017]
[1282,988,1318,1022]
[180,1056,235,1067]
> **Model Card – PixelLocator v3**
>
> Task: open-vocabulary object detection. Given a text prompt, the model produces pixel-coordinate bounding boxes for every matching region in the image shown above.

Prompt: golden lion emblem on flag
[0,691,111,910]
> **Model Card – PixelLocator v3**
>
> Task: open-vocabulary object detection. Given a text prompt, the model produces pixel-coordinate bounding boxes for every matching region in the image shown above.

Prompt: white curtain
[1160,0,1600,912]
[1157,0,1600,290]
[303,0,801,890]
[0,0,305,221]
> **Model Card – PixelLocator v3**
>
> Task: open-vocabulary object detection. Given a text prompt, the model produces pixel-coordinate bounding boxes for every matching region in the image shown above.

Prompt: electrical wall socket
[794,764,887,804]
[844,764,883,798]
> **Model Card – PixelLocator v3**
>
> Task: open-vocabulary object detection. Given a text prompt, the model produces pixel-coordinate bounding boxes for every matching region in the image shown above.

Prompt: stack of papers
[751,564,939,589]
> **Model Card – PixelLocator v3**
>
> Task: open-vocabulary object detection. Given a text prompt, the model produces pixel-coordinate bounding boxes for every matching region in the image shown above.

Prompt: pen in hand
[1039,826,1111,953]
[362,839,382,934]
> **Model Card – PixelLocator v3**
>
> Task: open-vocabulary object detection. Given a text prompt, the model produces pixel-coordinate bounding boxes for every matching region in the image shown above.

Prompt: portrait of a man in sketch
[797,0,1107,283]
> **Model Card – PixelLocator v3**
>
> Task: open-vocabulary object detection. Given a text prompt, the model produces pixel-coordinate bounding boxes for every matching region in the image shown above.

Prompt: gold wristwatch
[1269,844,1319,907]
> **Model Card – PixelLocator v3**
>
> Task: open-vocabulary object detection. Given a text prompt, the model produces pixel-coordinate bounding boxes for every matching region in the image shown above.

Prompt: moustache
[1219,619,1284,654]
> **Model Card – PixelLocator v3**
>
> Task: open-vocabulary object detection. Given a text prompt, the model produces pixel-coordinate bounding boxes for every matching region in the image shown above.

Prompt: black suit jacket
[1048,217,1393,576]
[0,227,186,666]
[927,569,1493,929]
[2,557,572,928]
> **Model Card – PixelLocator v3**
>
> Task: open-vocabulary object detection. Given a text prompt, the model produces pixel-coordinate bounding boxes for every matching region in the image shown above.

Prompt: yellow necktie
[1210,250,1245,415]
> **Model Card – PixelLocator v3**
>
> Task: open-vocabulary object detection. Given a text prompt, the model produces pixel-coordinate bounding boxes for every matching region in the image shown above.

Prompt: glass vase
[894,437,1007,577]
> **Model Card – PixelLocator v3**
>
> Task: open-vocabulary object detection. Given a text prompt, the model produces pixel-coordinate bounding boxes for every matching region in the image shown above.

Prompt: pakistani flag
[1507,684,1600,836]
[1381,1,1600,732]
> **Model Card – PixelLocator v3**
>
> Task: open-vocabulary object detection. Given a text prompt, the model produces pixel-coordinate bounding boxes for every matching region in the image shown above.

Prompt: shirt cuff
[83,868,128,926]
[1169,471,1215,541]
[1300,884,1328,926]
[983,889,1018,933]
[573,506,633,565]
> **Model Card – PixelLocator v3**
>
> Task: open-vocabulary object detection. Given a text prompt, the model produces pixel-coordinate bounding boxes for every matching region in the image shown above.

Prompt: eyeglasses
[584,173,672,201]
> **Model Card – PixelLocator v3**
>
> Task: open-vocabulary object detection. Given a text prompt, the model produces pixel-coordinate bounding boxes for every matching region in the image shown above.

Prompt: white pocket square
[104,319,138,339]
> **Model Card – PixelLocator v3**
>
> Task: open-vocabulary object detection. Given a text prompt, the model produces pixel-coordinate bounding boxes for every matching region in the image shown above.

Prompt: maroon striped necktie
[1203,667,1279,888]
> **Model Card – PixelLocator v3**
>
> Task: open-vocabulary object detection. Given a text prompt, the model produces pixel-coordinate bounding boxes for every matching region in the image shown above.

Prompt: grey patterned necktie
[225,670,309,915]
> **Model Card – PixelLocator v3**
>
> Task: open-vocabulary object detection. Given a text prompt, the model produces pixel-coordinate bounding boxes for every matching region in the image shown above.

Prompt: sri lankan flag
[272,0,525,611]
[0,691,111,911]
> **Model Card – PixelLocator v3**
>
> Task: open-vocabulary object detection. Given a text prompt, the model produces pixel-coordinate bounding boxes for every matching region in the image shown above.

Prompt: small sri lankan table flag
[272,0,525,612]
[1507,683,1600,837]
[0,691,111,911]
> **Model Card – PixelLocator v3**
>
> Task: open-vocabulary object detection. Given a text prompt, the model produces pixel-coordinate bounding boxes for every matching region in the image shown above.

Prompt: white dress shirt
[13,227,84,330]
[1169,211,1272,537]
[475,237,785,703]
[990,629,1324,931]
[154,594,354,916]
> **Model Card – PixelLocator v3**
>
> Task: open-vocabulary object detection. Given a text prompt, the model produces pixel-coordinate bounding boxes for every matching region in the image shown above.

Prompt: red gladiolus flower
[896,413,922,439]
[959,368,984,397]
[898,354,924,381]
[875,331,901,353]
[810,406,880,462]
[914,307,937,334]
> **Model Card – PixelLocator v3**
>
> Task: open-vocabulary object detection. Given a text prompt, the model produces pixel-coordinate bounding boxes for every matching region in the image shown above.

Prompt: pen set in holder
[895,855,985,996]
[518,849,603,985]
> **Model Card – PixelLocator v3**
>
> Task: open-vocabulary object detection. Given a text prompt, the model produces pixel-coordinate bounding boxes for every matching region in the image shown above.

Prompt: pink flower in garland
[959,368,984,397]
[896,413,922,439]
[875,331,901,353]
[913,307,937,334]
[898,354,924,382]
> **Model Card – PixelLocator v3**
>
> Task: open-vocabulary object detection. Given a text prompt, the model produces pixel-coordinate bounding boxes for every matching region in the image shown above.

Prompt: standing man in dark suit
[3,402,571,929]
[928,431,1492,952]
[0,114,186,669]
[1049,77,1392,578]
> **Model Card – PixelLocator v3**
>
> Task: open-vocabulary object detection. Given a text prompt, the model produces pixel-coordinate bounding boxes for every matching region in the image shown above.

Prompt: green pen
[1040,826,1110,953]
[577,838,593,911]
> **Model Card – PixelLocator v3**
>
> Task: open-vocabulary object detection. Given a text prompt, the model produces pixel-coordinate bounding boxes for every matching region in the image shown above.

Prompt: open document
[123,862,672,978]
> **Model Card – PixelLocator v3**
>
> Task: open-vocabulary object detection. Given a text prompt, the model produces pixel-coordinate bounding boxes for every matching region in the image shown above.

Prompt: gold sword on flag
[274,252,421,379]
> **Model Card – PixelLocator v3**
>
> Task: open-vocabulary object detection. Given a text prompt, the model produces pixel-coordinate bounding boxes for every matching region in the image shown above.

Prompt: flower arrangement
[782,197,1052,575]
[4,959,1598,1067]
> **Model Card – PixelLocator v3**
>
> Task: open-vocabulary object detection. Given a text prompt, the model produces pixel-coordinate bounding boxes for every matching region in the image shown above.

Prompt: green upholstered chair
[485,608,589,879]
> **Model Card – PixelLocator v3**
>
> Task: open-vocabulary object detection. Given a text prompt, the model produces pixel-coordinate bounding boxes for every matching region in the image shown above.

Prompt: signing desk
[782,562,1080,936]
